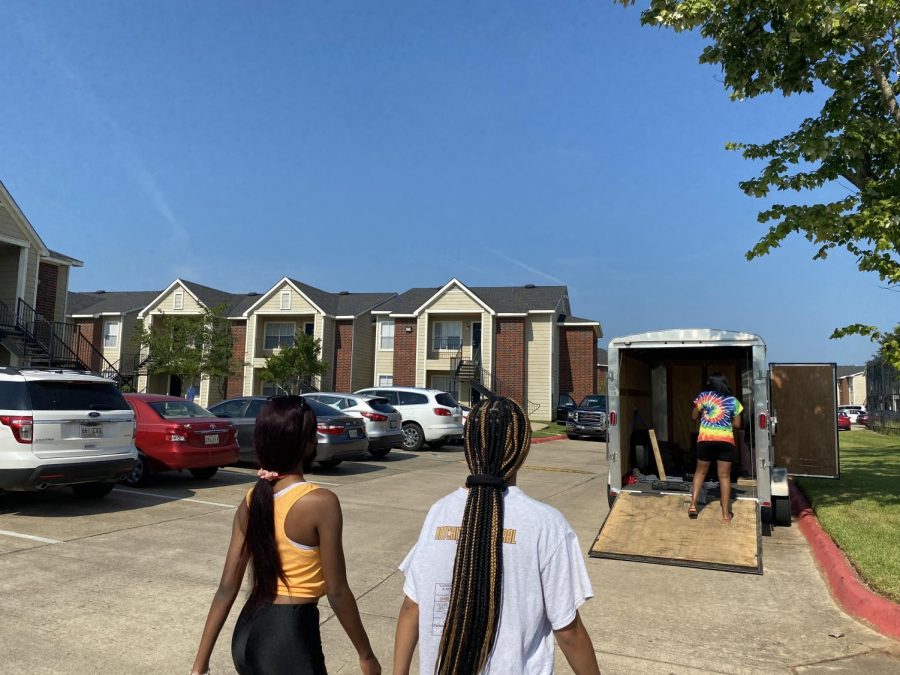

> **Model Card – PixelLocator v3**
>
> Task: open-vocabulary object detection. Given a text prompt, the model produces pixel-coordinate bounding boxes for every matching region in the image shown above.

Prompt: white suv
[354,386,464,451]
[0,367,137,498]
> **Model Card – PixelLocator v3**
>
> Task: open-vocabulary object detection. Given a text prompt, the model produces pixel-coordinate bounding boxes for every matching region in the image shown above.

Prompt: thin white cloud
[486,248,566,285]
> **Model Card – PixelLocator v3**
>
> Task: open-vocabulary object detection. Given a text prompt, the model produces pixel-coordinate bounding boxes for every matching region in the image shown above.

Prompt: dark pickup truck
[564,394,608,441]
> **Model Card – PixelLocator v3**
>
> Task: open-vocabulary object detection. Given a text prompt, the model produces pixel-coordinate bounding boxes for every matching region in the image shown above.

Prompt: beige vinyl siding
[0,244,20,308]
[255,282,318,314]
[23,247,39,307]
[526,315,553,416]
[243,315,258,395]
[101,318,122,364]
[416,315,428,387]
[481,315,493,375]
[423,286,485,313]
[0,203,23,239]
[318,315,334,389]
[373,316,394,384]
[53,265,69,322]
[352,315,375,391]
[549,323,559,423]
[153,284,203,313]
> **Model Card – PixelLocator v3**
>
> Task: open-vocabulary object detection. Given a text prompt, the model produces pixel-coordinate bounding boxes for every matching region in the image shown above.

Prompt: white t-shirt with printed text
[399,486,594,674]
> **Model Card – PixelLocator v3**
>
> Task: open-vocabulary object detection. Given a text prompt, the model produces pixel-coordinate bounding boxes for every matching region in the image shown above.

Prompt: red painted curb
[790,482,900,641]
[531,434,567,444]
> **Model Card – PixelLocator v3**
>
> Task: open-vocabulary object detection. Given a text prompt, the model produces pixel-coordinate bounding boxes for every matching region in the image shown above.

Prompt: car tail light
[434,408,452,417]
[317,422,346,435]
[758,413,767,430]
[360,411,388,422]
[165,425,187,442]
[0,415,33,444]
[609,411,617,426]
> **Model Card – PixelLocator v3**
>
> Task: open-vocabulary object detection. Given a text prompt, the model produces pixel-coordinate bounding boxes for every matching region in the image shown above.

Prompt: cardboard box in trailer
[590,328,839,574]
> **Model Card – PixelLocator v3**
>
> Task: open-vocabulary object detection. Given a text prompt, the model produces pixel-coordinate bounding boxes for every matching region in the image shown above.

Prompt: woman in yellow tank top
[191,396,381,675]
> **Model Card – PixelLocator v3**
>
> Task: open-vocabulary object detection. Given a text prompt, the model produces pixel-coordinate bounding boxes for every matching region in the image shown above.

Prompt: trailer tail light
[0,415,33,444]
[759,413,767,430]
[433,408,452,417]
[761,501,771,507]
[609,411,617,426]
[360,411,388,422]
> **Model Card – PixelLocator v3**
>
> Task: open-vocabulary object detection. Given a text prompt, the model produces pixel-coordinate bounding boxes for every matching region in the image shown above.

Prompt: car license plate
[204,434,219,445]
[80,424,102,439]
[348,428,360,438]
[390,420,398,429]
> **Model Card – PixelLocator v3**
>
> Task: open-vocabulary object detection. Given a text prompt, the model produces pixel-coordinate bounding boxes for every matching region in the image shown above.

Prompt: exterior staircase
[449,346,541,416]
[0,298,130,389]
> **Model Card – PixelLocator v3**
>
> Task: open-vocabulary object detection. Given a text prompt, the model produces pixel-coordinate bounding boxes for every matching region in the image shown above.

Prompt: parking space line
[0,529,62,545]
[113,488,236,509]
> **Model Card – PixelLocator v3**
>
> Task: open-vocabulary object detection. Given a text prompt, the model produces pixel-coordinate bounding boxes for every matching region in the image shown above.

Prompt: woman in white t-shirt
[393,397,600,675]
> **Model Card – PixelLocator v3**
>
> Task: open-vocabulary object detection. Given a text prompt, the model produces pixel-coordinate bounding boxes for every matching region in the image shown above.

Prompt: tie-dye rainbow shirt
[693,391,744,445]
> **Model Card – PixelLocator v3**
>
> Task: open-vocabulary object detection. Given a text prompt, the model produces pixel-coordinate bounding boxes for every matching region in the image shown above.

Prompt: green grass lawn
[797,430,900,603]
[532,422,567,438]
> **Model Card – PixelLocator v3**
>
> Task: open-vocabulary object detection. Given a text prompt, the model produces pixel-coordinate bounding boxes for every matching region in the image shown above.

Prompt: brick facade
[226,321,246,399]
[36,262,59,321]
[392,318,417,386]
[332,320,353,391]
[559,326,597,404]
[596,365,608,394]
[73,318,103,371]
[494,317,526,406]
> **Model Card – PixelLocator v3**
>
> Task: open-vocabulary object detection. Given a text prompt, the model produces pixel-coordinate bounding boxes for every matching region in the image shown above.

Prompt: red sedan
[837,410,851,431]
[123,394,239,486]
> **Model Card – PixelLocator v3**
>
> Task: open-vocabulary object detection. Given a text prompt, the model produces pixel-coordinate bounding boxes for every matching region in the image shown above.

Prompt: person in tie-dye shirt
[688,373,743,524]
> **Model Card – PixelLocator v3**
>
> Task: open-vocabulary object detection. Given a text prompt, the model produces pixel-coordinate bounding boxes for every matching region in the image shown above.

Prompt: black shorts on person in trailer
[696,441,735,463]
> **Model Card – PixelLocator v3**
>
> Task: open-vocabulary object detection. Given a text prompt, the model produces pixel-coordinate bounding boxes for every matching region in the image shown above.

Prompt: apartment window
[378,375,393,387]
[103,320,120,349]
[432,321,462,351]
[264,322,295,349]
[173,290,184,311]
[280,290,291,310]
[304,322,315,336]
[380,319,394,350]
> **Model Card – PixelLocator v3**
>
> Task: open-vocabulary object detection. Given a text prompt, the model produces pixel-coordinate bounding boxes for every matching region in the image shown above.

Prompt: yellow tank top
[246,481,326,598]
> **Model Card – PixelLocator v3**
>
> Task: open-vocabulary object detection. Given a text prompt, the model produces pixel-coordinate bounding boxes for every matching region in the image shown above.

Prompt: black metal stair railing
[446,342,541,416]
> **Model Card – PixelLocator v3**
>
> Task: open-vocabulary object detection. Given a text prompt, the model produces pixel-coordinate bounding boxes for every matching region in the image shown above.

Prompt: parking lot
[0,438,896,674]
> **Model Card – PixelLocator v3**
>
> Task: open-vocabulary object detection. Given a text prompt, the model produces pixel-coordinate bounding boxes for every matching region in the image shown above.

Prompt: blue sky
[0,1,893,364]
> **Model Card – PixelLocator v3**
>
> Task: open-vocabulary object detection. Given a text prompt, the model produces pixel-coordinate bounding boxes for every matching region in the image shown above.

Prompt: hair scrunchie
[466,473,505,489]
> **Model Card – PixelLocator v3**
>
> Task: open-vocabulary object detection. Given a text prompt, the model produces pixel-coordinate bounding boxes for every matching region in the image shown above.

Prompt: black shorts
[696,441,735,463]
[232,601,326,674]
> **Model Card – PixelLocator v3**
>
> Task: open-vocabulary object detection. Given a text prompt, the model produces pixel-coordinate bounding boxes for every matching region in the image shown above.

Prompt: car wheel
[402,423,425,451]
[189,467,218,480]
[368,447,391,458]
[567,434,578,440]
[122,453,152,487]
[71,482,115,499]
[427,441,445,450]
[774,496,791,527]
[318,459,342,469]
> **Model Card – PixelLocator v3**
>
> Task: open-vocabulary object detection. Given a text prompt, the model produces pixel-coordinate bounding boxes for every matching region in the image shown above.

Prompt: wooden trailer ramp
[589,491,762,574]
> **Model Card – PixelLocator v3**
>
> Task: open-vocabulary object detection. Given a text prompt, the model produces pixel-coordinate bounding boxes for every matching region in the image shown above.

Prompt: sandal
[688,505,699,519]
[723,511,733,525]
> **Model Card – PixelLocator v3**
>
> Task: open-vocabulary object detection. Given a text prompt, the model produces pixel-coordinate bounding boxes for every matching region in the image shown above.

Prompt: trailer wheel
[773,496,791,527]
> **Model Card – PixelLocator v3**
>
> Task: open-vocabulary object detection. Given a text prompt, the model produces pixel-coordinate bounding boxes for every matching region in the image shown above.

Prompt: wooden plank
[590,492,761,574]
[648,429,666,479]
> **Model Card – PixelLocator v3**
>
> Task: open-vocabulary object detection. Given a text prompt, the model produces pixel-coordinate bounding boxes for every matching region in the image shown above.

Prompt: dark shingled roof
[47,249,84,266]
[68,291,162,316]
[837,365,866,379]
[286,279,395,317]
[378,284,567,314]
[565,315,600,324]
[597,347,608,367]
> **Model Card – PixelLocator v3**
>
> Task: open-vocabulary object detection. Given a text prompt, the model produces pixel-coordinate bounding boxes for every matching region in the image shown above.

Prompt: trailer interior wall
[615,347,756,480]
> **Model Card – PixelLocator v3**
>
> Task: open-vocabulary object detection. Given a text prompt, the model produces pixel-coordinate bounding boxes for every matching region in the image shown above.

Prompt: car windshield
[579,395,607,409]
[148,400,216,419]
[364,397,396,414]
[27,381,130,411]
[435,393,458,408]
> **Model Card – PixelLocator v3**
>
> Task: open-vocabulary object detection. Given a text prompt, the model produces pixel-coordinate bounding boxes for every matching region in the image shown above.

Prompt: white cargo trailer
[591,329,838,573]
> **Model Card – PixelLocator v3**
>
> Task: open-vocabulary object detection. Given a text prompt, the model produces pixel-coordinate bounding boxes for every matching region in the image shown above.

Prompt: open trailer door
[589,491,762,574]
[769,363,840,479]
